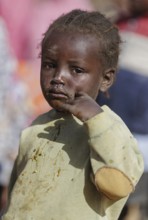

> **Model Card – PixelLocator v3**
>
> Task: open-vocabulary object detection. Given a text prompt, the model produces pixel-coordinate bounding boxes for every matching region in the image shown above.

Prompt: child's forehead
[42,30,102,57]
[41,30,103,67]
[43,29,101,49]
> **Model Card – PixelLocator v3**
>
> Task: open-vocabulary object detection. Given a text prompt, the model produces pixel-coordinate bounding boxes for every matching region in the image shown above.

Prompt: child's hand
[58,92,103,122]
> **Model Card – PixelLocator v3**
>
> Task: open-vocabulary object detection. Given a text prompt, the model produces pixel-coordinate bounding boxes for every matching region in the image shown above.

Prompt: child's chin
[48,99,66,111]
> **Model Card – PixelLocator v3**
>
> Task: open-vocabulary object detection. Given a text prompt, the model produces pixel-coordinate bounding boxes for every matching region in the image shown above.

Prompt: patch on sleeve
[95,167,134,200]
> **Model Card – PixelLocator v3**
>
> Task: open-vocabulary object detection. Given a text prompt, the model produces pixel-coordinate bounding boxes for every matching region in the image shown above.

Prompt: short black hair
[41,9,121,70]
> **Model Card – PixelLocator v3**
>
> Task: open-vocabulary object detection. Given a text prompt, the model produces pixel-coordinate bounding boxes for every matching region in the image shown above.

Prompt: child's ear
[100,68,116,92]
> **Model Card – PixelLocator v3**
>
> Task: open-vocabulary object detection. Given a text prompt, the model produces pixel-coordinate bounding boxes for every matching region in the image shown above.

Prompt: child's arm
[57,92,144,200]
[6,132,27,201]
[7,158,18,199]
[85,106,144,200]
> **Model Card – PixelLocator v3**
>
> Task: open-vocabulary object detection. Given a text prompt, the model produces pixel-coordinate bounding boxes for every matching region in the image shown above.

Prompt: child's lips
[47,89,69,100]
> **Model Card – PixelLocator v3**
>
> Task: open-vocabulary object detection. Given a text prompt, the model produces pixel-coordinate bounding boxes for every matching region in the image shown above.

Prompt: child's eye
[42,61,56,70]
[72,67,85,74]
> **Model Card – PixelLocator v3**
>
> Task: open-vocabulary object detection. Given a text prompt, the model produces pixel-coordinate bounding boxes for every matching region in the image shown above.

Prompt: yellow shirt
[2,106,144,220]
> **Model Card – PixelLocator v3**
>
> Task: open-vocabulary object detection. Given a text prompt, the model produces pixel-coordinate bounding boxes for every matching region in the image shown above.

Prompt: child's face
[40,30,108,110]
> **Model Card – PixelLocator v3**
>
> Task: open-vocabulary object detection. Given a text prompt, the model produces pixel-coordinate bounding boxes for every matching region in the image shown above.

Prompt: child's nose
[51,68,66,85]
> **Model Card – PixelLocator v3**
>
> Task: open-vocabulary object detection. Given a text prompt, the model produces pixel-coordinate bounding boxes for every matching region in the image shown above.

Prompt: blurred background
[0,1,148,220]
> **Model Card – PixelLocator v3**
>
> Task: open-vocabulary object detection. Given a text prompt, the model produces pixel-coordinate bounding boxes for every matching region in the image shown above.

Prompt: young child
[1,9,144,220]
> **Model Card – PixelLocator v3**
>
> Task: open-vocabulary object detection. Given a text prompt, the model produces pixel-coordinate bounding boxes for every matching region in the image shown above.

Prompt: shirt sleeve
[7,128,29,199]
[85,105,144,200]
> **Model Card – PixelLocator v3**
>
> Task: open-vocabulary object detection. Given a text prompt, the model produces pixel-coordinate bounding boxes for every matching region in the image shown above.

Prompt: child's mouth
[49,92,68,100]
[47,88,69,100]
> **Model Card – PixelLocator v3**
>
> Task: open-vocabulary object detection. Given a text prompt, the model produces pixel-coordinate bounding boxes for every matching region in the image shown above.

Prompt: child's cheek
[67,91,75,103]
